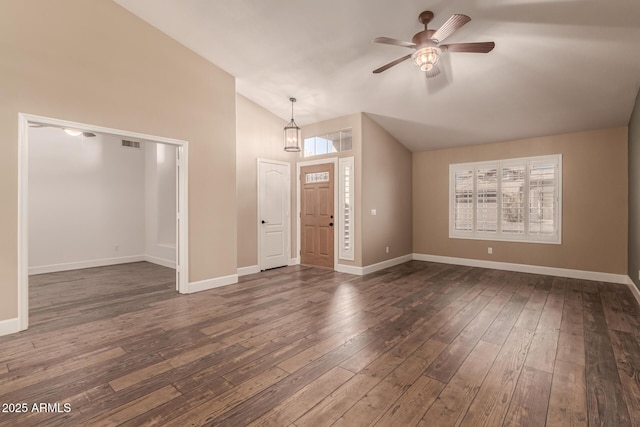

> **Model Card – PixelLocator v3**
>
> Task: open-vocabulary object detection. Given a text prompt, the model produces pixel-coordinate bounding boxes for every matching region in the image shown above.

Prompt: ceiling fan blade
[431,14,471,43]
[373,54,412,74]
[373,37,416,48]
[425,63,441,79]
[82,132,96,137]
[441,41,495,53]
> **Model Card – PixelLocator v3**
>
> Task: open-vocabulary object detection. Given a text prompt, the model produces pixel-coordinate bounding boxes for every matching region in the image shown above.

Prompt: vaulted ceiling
[114,0,640,151]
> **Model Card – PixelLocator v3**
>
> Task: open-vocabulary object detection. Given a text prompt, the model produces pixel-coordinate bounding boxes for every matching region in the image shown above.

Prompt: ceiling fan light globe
[412,46,441,72]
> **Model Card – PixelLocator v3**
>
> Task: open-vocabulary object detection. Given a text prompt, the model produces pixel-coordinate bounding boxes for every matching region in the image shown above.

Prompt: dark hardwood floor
[1,260,639,426]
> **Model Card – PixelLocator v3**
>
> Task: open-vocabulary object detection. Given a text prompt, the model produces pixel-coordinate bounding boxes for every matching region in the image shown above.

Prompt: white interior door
[258,159,290,270]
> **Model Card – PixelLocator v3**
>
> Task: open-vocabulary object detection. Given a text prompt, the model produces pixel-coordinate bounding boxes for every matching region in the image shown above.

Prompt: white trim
[29,256,146,275]
[626,276,640,307]
[289,257,299,266]
[18,114,29,331]
[0,317,20,337]
[238,265,260,277]
[176,143,190,294]
[335,264,363,275]
[412,253,629,284]
[335,254,413,276]
[257,158,291,271]
[144,255,176,269]
[18,113,189,332]
[23,114,189,146]
[29,254,176,276]
[187,274,238,293]
[297,158,339,270]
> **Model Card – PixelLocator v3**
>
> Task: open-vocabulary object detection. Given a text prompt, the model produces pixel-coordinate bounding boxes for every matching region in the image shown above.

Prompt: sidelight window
[339,157,355,260]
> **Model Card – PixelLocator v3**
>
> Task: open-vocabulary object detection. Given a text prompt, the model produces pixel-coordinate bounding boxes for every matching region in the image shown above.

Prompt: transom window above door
[303,129,352,157]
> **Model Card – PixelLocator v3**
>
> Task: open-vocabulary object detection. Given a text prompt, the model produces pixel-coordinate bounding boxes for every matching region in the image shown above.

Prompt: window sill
[449,233,561,245]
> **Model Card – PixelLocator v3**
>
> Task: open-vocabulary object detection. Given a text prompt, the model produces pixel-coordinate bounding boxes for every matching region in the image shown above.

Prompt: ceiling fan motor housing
[412,29,438,47]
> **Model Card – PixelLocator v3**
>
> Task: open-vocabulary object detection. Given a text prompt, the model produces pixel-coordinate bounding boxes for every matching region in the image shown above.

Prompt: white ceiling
[114,0,640,151]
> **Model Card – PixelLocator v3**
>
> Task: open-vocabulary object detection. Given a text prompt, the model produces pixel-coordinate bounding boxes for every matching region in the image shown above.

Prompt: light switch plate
[371,209,377,216]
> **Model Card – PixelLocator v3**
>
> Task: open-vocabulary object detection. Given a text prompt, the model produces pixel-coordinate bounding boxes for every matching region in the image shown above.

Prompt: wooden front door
[300,164,334,268]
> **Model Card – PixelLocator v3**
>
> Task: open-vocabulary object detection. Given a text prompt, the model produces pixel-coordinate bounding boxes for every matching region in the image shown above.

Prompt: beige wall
[413,127,628,274]
[236,95,297,268]
[362,114,413,265]
[302,114,363,266]
[0,0,237,321]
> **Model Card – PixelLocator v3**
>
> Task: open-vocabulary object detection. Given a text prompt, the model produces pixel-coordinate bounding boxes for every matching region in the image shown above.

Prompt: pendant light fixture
[284,97,301,152]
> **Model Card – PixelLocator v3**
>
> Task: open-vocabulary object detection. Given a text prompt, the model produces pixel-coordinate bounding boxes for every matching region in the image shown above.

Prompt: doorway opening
[18,114,189,331]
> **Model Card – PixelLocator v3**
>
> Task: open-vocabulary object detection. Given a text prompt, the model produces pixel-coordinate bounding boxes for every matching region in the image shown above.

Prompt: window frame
[448,154,562,244]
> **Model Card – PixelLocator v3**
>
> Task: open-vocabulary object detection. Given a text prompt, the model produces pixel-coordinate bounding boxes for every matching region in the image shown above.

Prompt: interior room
[27,124,178,330]
[1,0,639,425]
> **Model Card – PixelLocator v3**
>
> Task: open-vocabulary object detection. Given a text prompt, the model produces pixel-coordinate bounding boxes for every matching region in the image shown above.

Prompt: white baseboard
[336,254,413,276]
[412,253,629,285]
[187,274,238,293]
[238,265,260,277]
[626,276,640,306]
[29,255,146,275]
[289,257,299,266]
[0,317,20,337]
[144,255,176,269]
[335,264,363,275]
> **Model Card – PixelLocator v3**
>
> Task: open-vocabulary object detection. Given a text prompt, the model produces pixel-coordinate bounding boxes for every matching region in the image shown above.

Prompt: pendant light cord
[289,97,296,121]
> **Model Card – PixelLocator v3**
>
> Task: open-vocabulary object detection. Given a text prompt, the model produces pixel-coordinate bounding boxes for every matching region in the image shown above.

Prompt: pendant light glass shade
[284,97,301,152]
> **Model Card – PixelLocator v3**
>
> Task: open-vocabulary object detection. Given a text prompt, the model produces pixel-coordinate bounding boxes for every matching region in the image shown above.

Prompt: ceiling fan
[373,10,495,77]
[29,123,96,137]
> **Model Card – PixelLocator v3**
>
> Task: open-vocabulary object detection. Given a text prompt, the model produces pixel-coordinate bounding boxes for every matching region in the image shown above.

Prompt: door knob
[329,222,334,227]
[261,220,267,224]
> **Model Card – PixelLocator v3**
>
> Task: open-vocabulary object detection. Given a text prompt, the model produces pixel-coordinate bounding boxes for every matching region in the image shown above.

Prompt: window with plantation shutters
[449,155,561,244]
[339,157,355,260]
[501,164,525,235]
[453,169,473,232]
[476,167,498,233]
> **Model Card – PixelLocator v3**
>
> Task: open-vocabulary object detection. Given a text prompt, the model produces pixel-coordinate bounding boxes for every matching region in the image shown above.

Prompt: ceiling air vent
[122,140,141,149]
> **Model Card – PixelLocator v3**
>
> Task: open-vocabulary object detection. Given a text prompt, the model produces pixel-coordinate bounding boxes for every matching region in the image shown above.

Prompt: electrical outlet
[371,209,377,216]
[385,246,389,254]
[488,247,492,255]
